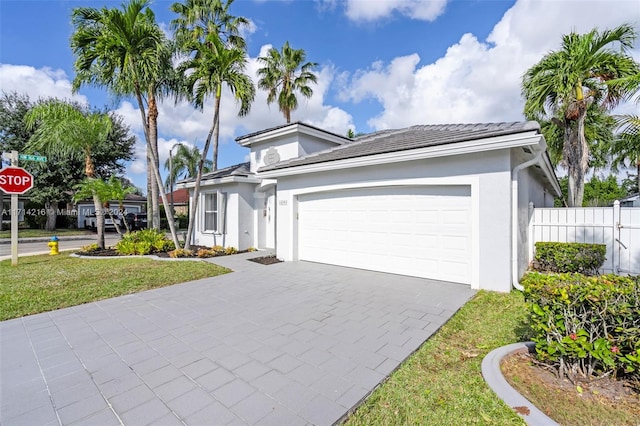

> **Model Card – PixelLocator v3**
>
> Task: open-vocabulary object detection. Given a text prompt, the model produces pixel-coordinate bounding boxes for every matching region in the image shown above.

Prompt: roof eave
[258,130,544,178]
[176,175,261,189]
[237,122,349,147]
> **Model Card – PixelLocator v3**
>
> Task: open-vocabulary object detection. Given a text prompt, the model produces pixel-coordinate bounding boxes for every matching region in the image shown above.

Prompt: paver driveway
[1,253,476,425]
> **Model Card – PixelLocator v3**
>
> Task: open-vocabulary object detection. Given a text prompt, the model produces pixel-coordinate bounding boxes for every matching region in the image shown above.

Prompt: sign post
[0,151,35,266]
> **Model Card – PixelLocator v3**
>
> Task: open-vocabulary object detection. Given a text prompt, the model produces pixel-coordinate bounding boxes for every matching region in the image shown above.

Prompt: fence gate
[531,201,640,276]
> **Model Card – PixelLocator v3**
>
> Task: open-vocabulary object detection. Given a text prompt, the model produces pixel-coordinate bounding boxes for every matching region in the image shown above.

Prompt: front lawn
[0,252,230,321]
[345,290,528,425]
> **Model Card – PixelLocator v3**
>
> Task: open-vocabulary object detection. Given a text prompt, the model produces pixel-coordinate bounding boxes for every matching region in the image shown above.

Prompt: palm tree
[612,115,640,192]
[24,101,112,248]
[73,176,136,235]
[610,72,640,192]
[164,143,213,188]
[170,0,249,50]
[71,0,180,247]
[176,32,255,249]
[522,24,639,207]
[257,41,318,123]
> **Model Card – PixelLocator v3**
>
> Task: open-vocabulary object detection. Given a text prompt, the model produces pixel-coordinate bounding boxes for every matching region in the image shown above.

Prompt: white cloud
[338,0,640,130]
[321,0,448,22]
[0,64,88,105]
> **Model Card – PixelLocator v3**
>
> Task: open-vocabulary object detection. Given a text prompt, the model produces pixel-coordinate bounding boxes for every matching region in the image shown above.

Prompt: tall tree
[0,93,135,231]
[164,143,213,188]
[71,0,180,246]
[0,92,32,231]
[24,101,112,248]
[610,72,640,192]
[170,0,248,50]
[175,33,254,249]
[171,0,254,249]
[257,41,318,123]
[522,24,639,207]
[612,114,640,192]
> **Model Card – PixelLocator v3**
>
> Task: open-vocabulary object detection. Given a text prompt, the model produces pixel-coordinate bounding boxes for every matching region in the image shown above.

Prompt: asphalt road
[0,233,122,258]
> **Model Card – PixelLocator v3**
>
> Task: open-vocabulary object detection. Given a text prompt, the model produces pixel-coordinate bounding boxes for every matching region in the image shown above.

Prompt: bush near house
[115,229,175,255]
[522,272,640,386]
[532,242,606,275]
[195,245,238,258]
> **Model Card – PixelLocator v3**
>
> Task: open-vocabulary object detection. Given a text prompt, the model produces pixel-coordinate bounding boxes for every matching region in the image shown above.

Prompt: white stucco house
[177,121,561,292]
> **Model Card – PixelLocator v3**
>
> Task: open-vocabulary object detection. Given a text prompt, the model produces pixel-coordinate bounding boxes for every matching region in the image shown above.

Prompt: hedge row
[522,272,640,383]
[532,242,606,275]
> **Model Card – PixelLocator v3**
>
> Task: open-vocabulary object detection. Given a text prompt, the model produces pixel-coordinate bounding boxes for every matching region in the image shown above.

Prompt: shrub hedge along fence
[532,242,606,275]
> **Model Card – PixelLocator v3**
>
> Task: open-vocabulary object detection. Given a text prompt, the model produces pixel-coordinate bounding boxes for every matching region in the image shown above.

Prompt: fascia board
[237,123,347,147]
[176,176,261,189]
[259,131,543,178]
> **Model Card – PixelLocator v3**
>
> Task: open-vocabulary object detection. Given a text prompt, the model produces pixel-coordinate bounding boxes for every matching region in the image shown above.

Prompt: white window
[202,191,226,233]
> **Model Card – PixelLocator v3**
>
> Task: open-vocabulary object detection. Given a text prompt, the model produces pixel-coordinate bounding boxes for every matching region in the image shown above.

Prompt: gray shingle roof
[259,121,541,172]
[178,162,252,184]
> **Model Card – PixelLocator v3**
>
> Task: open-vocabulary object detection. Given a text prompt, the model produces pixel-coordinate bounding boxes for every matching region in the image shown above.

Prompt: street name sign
[18,154,47,162]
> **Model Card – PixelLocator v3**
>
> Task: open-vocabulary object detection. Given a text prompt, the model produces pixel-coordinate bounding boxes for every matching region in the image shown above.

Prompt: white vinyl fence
[531,201,640,276]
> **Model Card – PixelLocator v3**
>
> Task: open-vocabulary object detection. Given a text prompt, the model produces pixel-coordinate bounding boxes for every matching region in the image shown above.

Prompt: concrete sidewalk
[0,253,475,425]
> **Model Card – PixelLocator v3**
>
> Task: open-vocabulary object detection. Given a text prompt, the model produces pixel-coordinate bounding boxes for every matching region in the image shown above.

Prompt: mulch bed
[501,350,640,423]
[247,255,282,265]
[76,246,216,258]
[76,247,265,261]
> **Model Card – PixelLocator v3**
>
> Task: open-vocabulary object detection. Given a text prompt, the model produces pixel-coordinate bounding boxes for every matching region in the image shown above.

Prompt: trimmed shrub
[168,248,193,258]
[522,272,640,383]
[532,242,606,275]
[80,243,100,253]
[115,229,173,256]
[196,248,217,258]
[195,246,238,258]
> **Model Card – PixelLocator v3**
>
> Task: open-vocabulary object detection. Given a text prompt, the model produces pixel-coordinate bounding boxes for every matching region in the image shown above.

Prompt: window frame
[201,191,226,234]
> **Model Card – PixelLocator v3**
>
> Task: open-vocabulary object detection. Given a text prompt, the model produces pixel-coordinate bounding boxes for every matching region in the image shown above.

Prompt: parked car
[84,214,121,231]
[124,212,147,230]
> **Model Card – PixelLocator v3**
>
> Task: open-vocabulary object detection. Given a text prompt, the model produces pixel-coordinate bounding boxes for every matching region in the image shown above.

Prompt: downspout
[511,145,544,291]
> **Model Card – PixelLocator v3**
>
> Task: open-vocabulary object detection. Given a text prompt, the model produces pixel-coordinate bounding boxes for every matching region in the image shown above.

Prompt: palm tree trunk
[92,193,105,249]
[564,101,588,207]
[212,91,221,171]
[184,87,221,250]
[146,145,153,225]
[132,88,180,247]
[148,93,160,230]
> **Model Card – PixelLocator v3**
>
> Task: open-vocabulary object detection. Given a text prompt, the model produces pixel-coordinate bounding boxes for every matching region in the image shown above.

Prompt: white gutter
[511,142,545,291]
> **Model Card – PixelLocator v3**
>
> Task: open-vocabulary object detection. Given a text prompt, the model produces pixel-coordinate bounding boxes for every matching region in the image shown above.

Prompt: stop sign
[0,167,34,194]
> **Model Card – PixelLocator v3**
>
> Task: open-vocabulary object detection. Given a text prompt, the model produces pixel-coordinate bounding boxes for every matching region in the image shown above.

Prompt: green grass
[0,252,230,320]
[0,228,91,238]
[345,291,528,425]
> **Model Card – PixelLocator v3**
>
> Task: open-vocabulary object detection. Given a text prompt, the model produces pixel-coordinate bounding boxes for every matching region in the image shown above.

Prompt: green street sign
[18,154,47,162]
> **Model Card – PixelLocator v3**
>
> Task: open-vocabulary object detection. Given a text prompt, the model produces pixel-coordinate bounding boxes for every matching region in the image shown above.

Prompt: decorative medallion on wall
[264,146,281,166]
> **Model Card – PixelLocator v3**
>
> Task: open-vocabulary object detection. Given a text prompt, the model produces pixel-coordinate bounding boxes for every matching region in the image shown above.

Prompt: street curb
[481,342,559,426]
[0,235,96,245]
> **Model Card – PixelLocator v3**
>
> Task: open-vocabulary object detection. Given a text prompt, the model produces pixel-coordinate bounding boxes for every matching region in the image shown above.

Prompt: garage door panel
[298,186,472,284]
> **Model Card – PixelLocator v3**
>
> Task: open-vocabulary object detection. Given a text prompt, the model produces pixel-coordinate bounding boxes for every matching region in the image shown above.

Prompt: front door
[258,188,276,249]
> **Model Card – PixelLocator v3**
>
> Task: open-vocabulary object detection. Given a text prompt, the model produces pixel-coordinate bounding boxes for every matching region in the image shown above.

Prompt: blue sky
[1,0,639,193]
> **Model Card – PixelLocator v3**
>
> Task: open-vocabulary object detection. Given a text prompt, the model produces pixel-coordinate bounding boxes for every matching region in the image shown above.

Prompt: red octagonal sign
[0,167,34,194]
